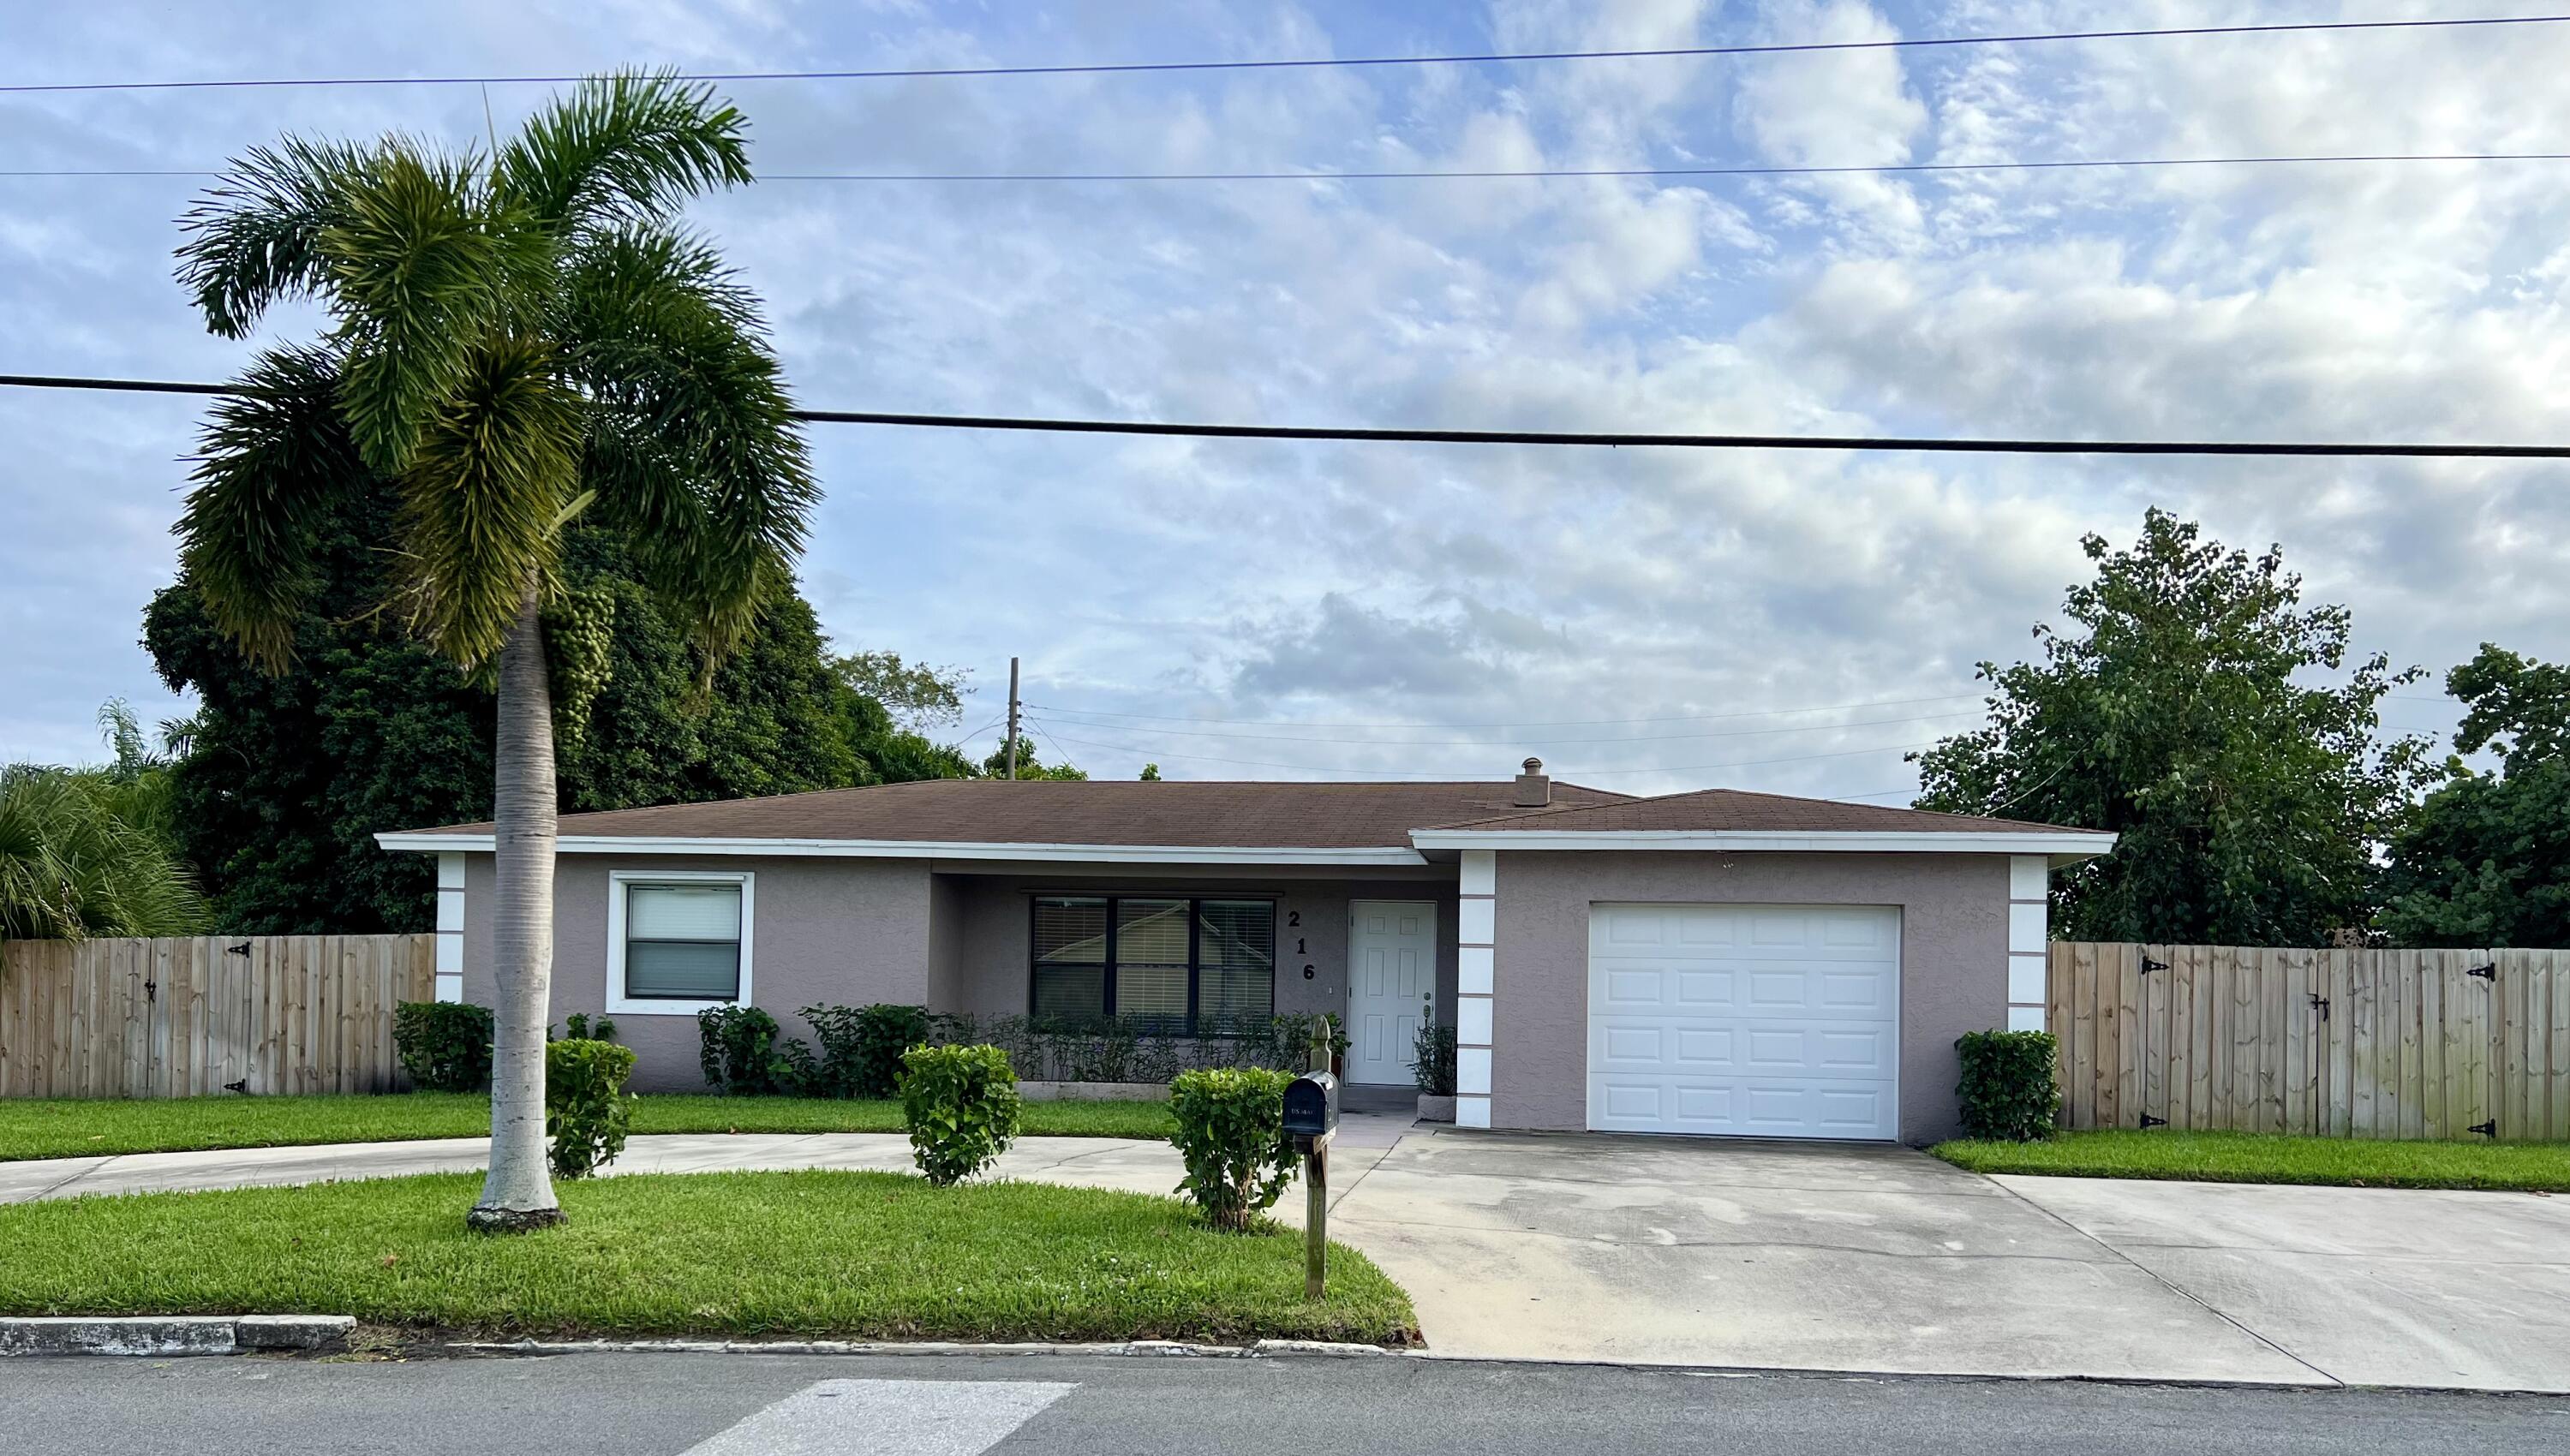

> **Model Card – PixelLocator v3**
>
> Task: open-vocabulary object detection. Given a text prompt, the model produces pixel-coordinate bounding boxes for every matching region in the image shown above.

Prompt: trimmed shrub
[392,1000,493,1092]
[900,1043,1024,1185]
[546,1038,638,1179]
[559,1011,619,1042]
[1410,1022,1457,1095]
[1168,1067,1296,1231]
[697,1005,786,1095]
[1956,1029,2061,1142]
[804,1002,934,1098]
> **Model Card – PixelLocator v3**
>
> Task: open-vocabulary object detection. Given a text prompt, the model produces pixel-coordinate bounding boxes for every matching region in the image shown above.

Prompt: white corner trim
[1458,849,1496,896]
[2008,901,2047,956]
[2008,854,2047,901]
[2006,1005,2047,1033]
[1411,828,2118,856]
[1455,1095,1491,1129]
[433,974,463,1004]
[606,868,756,1017]
[1457,897,1496,946]
[375,832,1429,867]
[1455,1047,1492,1096]
[1458,946,1493,996]
[435,851,464,891]
[1455,994,1492,1047]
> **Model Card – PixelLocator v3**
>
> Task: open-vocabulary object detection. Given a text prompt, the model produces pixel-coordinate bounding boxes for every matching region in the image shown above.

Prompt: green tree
[0,707,207,943]
[172,73,813,1232]
[2380,646,2570,946]
[147,505,868,935]
[831,650,967,731]
[1912,510,2436,944]
[980,736,1088,781]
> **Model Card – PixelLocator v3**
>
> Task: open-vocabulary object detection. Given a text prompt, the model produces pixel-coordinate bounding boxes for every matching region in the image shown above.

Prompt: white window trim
[607,868,755,1017]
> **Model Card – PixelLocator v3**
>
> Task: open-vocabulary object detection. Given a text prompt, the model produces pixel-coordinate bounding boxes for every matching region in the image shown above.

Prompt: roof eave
[1406,828,2118,861]
[373,832,1431,867]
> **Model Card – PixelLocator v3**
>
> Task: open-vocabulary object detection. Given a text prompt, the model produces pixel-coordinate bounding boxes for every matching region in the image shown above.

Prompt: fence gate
[2048,943,2570,1140]
[0,934,433,1099]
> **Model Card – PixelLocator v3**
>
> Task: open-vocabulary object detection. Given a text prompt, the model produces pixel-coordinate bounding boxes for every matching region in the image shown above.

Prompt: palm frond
[395,336,587,665]
[0,766,206,942]
[176,135,373,338]
[175,346,368,672]
[497,70,753,233]
[564,227,814,661]
[320,147,531,475]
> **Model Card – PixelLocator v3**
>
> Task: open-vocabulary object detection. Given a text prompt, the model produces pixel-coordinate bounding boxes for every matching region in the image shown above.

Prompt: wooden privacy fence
[2049,943,2570,1141]
[0,934,435,1099]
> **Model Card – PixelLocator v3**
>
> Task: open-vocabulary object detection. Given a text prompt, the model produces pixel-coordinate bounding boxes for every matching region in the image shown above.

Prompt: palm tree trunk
[468,581,565,1232]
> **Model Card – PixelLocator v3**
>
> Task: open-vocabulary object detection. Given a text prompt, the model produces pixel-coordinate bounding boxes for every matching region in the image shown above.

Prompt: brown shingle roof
[1429,786,2093,836]
[411,778,1636,850]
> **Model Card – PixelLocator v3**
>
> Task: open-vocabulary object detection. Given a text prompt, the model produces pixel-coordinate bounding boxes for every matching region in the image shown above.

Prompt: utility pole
[1004,656,1020,780]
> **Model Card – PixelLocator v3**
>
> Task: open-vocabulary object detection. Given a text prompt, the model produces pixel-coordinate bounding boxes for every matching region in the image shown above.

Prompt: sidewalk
[0,1107,1424,1226]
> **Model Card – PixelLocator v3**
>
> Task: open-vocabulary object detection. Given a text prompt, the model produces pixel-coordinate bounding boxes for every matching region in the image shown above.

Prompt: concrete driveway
[1325,1129,2570,1389]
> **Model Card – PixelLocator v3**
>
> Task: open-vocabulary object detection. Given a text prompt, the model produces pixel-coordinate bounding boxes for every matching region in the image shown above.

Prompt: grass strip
[1934,1128,2570,1192]
[0,1169,1414,1345]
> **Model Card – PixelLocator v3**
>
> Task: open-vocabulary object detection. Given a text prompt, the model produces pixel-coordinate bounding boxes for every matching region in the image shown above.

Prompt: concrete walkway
[9,1119,2567,1390]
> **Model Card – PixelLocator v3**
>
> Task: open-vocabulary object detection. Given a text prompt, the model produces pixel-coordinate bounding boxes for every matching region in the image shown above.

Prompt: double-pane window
[624,882,744,1000]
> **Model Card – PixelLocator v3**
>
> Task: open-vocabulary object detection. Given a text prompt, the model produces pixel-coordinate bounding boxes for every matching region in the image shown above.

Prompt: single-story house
[380,761,2113,1143]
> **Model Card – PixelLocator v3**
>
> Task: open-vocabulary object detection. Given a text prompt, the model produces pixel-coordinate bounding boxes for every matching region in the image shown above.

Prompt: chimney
[1512,756,1551,809]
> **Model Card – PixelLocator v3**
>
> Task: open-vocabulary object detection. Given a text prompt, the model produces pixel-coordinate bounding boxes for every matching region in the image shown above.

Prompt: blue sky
[5,1,2567,796]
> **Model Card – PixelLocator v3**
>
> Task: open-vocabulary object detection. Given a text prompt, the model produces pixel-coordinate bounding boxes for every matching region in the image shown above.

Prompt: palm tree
[0,765,207,942]
[172,73,816,1231]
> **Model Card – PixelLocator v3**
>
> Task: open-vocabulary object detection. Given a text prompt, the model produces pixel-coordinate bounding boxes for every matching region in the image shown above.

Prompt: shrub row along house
[382,761,2113,1143]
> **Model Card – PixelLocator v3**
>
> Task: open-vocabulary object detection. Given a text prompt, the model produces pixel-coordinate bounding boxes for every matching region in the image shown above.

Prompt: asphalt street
[3,1352,2567,1455]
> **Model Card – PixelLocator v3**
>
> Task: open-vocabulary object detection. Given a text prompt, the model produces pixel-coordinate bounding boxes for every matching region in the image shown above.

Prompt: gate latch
[143,979,156,1003]
[2308,993,2330,1022]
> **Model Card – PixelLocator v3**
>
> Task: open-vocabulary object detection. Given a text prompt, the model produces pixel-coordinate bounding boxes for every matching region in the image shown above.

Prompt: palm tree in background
[172,73,816,1231]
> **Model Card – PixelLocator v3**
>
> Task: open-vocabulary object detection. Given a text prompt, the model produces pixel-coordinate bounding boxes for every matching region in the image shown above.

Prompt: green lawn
[0,1170,1415,1345]
[1934,1129,2570,1192]
[0,1093,1175,1162]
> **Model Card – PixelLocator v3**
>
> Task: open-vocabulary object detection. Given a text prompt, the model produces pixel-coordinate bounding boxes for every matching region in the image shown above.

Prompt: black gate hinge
[225,940,252,957]
[2309,993,2330,1021]
[2470,1119,2497,1137]
[2141,956,2168,974]
[2138,1113,2167,1129]
[2467,963,2496,982]
[222,1079,247,1094]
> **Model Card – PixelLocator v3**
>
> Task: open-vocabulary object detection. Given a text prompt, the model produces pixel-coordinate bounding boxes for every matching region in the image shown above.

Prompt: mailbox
[1282,1071,1339,1139]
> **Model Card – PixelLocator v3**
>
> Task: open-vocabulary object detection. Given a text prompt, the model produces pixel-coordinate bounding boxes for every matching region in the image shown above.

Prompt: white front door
[1587,903,1901,1140]
[1346,900,1437,1086]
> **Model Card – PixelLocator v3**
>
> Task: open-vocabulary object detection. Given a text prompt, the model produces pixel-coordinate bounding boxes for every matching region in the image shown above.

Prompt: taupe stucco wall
[458,854,1457,1093]
[463,853,935,1091]
[1486,850,2011,1144]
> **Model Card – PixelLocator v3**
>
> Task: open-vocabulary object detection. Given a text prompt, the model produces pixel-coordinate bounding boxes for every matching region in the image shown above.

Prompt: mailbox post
[1282,1070,1340,1299]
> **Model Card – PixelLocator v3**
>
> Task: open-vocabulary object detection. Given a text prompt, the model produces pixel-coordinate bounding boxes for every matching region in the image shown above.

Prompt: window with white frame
[609,872,752,1012]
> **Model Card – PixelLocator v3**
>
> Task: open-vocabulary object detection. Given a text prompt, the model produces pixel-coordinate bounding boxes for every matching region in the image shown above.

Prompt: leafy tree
[1139,762,1162,781]
[147,509,869,936]
[831,650,967,731]
[2380,646,2570,946]
[172,73,813,1232]
[980,736,1088,781]
[1912,510,2436,944]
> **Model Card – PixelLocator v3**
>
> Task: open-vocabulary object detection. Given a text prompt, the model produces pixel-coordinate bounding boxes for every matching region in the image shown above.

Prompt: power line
[16,152,2570,183]
[4,15,2561,94]
[1022,713,1083,777]
[1024,692,1981,730]
[1023,704,1984,747]
[9,373,2570,459]
[1036,727,1942,778]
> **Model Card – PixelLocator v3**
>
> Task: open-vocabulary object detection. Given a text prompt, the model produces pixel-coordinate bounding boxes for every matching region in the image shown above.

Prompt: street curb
[446,1337,1396,1360]
[0,1315,355,1358]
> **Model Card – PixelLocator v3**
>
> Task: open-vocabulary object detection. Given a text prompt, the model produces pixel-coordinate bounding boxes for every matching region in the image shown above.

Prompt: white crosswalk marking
[679,1379,1075,1456]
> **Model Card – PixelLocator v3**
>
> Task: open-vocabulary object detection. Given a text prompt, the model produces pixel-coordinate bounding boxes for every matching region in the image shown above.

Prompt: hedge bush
[1410,1023,1457,1095]
[1956,1029,2060,1142]
[392,1001,493,1093]
[696,1005,789,1095]
[1168,1067,1296,1231]
[900,1044,1023,1186]
[559,1012,618,1043]
[546,1037,639,1179]
[804,1002,935,1099]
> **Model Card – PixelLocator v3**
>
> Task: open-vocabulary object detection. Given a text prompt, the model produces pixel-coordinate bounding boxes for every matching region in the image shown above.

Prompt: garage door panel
[1588,903,1898,1142]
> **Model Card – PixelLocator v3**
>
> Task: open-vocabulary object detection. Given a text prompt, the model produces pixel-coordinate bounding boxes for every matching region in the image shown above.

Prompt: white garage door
[1587,904,1900,1140]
